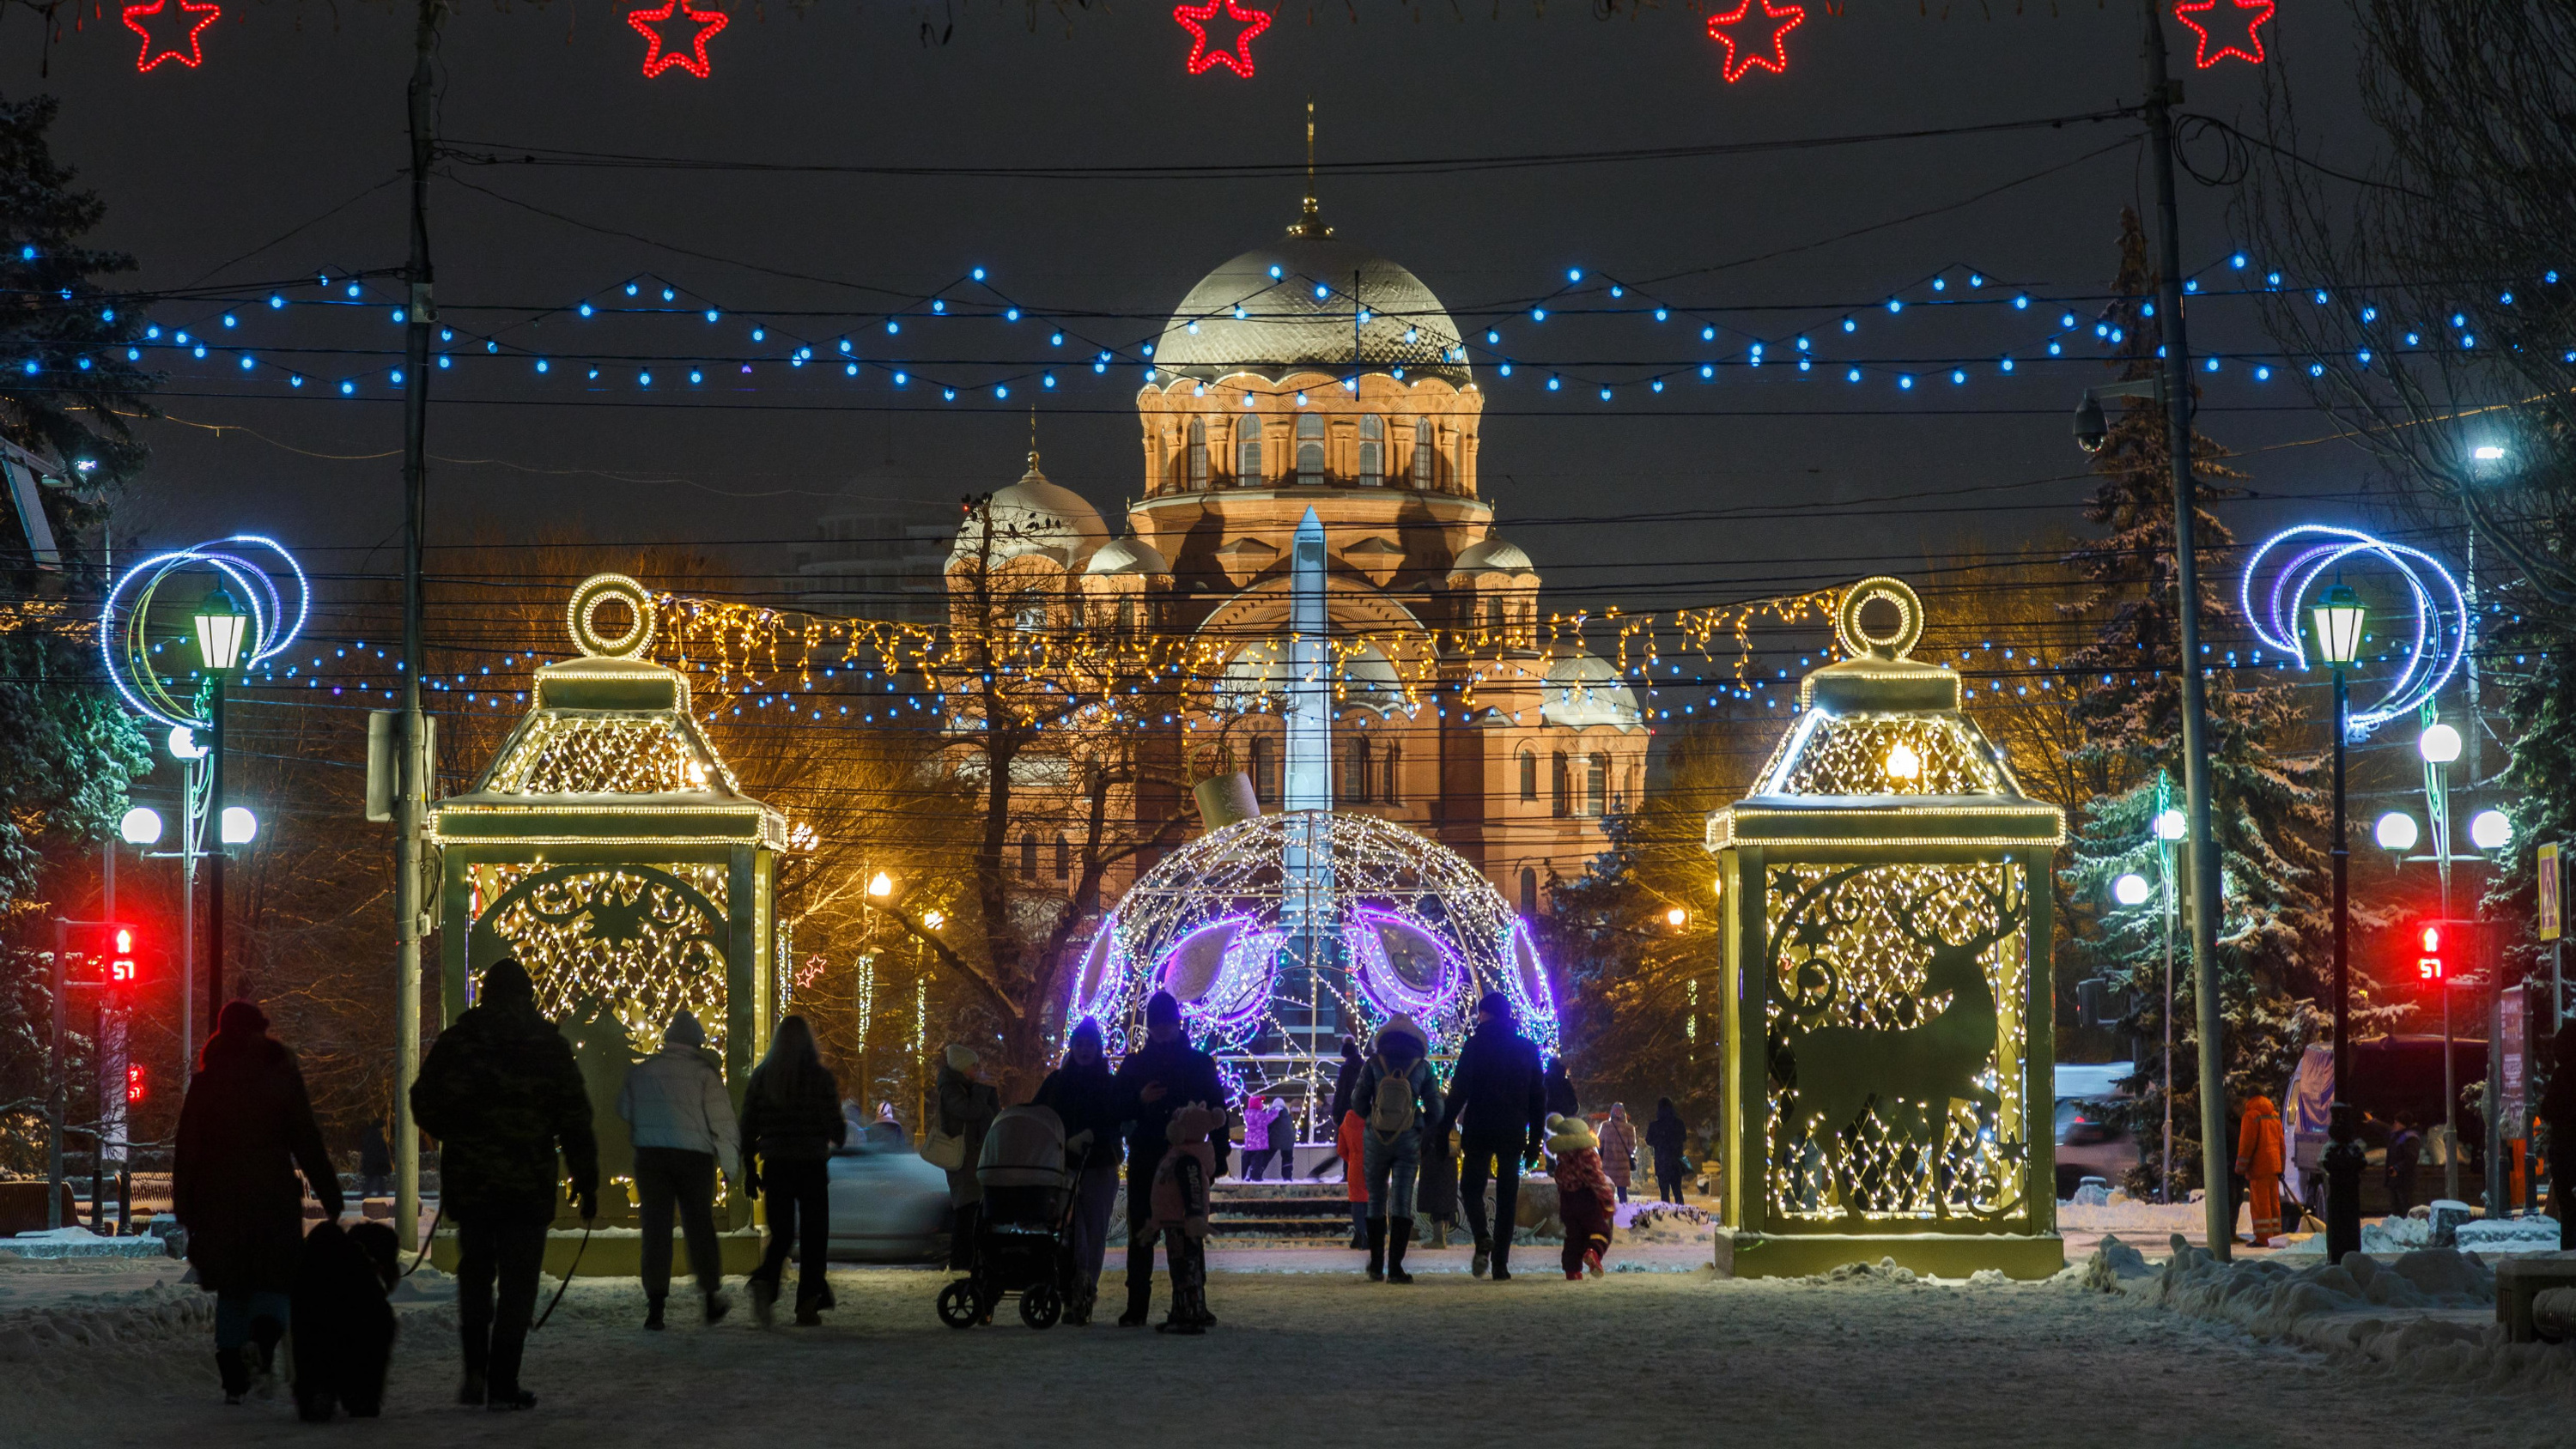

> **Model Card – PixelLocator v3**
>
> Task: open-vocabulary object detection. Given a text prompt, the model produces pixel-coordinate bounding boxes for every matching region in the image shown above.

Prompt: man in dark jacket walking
[1035,1016,1123,1324]
[1437,991,1546,1281]
[174,1001,343,1404]
[1111,991,1227,1327]
[2541,1022,2576,1251]
[409,960,596,1412]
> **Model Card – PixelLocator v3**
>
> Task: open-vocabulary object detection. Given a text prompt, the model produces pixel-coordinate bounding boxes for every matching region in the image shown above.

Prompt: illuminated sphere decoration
[1069,810,1558,1091]
[2469,809,2512,852]
[100,535,307,731]
[2111,872,2152,907]
[2373,811,2420,852]
[2417,722,2462,764]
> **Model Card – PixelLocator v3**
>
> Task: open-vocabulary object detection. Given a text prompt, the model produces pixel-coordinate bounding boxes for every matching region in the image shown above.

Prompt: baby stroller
[937,1103,1076,1330]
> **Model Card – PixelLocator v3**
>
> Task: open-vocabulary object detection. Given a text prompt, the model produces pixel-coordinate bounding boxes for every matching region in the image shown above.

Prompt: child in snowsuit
[1547,1113,1616,1279]
[1150,1101,1220,1334]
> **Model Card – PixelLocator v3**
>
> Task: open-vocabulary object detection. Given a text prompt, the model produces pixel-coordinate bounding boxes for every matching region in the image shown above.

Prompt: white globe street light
[2468,809,2512,852]
[2418,722,2463,763]
[220,806,258,845]
[2112,873,2153,906]
[2154,809,2188,842]
[2373,812,2420,852]
[118,806,164,846]
[167,724,207,761]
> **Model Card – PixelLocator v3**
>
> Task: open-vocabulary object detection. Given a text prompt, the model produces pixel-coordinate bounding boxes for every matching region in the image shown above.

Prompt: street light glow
[2112,872,2152,906]
[220,806,258,844]
[192,586,250,673]
[2154,809,2188,841]
[2310,582,2366,667]
[2417,722,2463,763]
[2471,445,2507,462]
[922,909,946,931]
[1665,906,1688,928]
[118,806,164,846]
[2469,808,2512,852]
[867,870,896,899]
[2373,811,2419,852]
[167,724,207,761]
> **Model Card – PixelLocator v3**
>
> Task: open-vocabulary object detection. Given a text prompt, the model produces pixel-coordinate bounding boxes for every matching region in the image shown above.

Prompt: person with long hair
[173,1000,342,1404]
[738,1016,845,1326]
[1033,1018,1122,1325]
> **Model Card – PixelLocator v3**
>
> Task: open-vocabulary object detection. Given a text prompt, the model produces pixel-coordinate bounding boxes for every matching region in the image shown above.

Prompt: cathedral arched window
[1621,765,1640,814]
[1517,748,1538,803]
[1346,737,1372,803]
[1250,735,1277,803]
[1117,597,1139,635]
[1236,415,1263,483]
[1382,743,1402,805]
[1519,867,1540,918]
[1411,416,1436,487]
[1297,412,1325,485]
[1586,753,1610,817]
[1485,595,1506,635]
[1187,418,1208,489]
[1020,834,1039,879]
[1551,751,1571,818]
[1358,415,1384,486]
[1054,834,1071,880]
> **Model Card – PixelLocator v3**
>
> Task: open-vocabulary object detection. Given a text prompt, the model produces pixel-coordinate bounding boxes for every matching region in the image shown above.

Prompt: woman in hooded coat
[1597,1102,1638,1203]
[174,1001,343,1402]
[1033,1018,1122,1323]
[1350,1016,1444,1284]
[738,1016,846,1325]
[934,1043,1002,1271]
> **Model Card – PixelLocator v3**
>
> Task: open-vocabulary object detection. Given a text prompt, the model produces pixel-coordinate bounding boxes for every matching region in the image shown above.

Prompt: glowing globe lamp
[167,725,208,761]
[2373,812,2419,852]
[219,806,258,844]
[2154,809,2187,842]
[2417,722,2462,764]
[868,870,896,899]
[119,806,164,846]
[2469,809,2511,852]
[2112,872,2152,907]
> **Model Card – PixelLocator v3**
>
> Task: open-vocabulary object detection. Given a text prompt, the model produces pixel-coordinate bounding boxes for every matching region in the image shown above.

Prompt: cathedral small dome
[1450,537,1534,575]
[1541,652,1644,731]
[951,455,1110,570]
[1085,537,1171,576]
[1152,232,1470,386]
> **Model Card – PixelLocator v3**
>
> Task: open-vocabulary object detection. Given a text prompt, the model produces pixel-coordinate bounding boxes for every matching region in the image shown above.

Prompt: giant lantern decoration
[1704,577,2064,1280]
[429,575,786,1222]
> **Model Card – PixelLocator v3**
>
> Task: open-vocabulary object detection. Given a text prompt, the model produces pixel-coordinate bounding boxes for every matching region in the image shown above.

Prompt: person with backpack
[1350,1015,1444,1283]
[738,1016,846,1326]
[1111,991,1227,1328]
[407,960,596,1411]
[1436,991,1547,1281]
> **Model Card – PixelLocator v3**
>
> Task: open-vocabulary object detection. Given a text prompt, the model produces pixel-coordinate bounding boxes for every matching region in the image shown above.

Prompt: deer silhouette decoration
[1775,872,2026,1219]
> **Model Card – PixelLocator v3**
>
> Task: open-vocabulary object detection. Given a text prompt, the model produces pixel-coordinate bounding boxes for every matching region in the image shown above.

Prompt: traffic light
[127,1064,147,1103]
[2418,922,2445,983]
[2412,919,2488,987]
[58,920,143,990]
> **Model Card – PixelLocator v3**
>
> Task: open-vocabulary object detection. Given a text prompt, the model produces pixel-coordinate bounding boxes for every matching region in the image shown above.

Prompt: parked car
[826,1122,952,1261]
[2054,1061,2141,1201]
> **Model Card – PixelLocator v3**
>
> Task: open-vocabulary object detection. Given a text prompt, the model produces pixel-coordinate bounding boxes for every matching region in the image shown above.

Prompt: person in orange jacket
[2235,1095,2286,1247]
[1336,1102,1368,1252]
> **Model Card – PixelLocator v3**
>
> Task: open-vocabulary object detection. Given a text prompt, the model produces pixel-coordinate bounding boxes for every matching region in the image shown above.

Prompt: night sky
[16,0,2384,615]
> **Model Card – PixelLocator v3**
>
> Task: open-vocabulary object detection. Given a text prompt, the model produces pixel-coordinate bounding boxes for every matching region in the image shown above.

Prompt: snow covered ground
[8,1239,2574,1447]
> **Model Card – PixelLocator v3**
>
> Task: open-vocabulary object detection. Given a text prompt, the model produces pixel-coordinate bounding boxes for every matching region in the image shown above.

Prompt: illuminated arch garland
[100,535,308,731]
[2239,524,2464,737]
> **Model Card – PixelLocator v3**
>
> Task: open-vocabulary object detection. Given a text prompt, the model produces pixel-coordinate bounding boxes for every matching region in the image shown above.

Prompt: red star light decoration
[2172,0,2275,69]
[123,0,222,73]
[1173,0,1272,79]
[1705,0,1805,84]
[629,0,731,79]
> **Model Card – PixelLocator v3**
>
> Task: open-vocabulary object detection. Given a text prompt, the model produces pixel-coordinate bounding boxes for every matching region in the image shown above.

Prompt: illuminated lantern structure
[1704,577,2065,1280]
[429,574,786,1225]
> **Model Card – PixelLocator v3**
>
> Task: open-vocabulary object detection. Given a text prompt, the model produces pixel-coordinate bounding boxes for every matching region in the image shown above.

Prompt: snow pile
[2142,1236,2576,1391]
[2057,1198,2206,1236]
[1613,1201,1711,1240]
[7,1228,171,1261]
[0,1281,214,1364]
[1809,1256,1928,1286]
[2456,1218,2563,1256]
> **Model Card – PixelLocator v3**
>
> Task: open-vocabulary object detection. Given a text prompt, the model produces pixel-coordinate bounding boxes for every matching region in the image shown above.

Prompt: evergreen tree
[2058,209,2331,1194]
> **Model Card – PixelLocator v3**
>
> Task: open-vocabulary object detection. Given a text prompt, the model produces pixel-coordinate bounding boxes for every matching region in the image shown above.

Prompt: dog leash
[532,1224,592,1331]
[400,1205,444,1279]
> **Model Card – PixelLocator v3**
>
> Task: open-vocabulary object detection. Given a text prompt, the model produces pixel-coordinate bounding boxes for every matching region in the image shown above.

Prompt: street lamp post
[191,587,248,1020]
[2312,583,2367,1264]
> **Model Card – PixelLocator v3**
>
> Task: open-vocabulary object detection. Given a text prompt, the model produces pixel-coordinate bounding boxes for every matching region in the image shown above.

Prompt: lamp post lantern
[192,585,248,1019]
[2312,582,2367,1264]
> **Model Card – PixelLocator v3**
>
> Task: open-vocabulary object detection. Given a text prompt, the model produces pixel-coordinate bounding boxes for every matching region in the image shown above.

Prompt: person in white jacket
[617,1009,742,1330]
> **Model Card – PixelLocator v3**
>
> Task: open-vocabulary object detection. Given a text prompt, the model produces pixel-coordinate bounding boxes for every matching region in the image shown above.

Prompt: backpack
[1368,1056,1419,1140]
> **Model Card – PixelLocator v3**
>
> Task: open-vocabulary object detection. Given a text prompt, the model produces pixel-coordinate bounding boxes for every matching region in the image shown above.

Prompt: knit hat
[1145,990,1182,1028]
[1476,990,1515,1024]
[1376,1015,1427,1052]
[1069,1016,1103,1050]
[1546,1113,1599,1155]
[214,999,270,1038]
[664,1009,707,1049]
[945,1043,980,1072]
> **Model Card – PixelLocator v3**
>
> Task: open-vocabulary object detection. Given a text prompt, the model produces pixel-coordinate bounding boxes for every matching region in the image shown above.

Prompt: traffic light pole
[46,921,65,1230]
[2141,0,2236,1260]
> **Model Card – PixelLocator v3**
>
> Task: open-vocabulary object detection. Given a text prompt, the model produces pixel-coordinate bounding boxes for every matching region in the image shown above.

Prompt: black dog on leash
[291,1220,401,1421]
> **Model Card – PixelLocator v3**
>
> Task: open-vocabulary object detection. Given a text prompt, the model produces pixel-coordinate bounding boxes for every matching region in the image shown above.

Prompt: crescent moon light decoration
[100,534,308,730]
[2239,524,2464,737]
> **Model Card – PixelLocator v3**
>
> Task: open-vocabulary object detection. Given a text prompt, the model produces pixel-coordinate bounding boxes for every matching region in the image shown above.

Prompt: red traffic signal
[127,1064,147,1103]
[2412,919,2487,986]
[58,919,143,991]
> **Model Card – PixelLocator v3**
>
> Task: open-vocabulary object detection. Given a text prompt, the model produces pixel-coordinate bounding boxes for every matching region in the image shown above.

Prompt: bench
[2494,1252,2576,1343]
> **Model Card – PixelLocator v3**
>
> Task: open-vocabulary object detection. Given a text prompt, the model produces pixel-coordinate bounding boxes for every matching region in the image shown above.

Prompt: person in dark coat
[738,1014,846,1326]
[173,1000,343,1404]
[2540,1022,2576,1251]
[1111,990,1226,1326]
[408,959,596,1412]
[358,1119,393,1201]
[1436,991,1547,1282]
[1644,1099,1689,1204]
[1313,1037,1364,1179]
[1033,1017,1123,1325]
[935,1042,1002,1273]
[2383,1117,2422,1216]
[1545,1058,1580,1122]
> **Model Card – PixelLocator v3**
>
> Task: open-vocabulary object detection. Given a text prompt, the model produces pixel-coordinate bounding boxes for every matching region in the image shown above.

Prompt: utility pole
[2139,1,2235,1260]
[393,0,447,1255]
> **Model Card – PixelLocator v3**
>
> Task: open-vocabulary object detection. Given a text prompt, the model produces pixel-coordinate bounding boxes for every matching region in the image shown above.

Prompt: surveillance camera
[2072,394,2108,454]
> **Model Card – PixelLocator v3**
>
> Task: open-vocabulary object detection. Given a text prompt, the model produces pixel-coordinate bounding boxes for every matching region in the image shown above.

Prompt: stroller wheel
[936,1279,983,1330]
[1018,1282,1062,1331]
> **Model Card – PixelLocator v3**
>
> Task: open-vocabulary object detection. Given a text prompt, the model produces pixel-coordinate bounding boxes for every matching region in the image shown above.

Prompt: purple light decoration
[2239,524,2463,736]
[1068,913,1119,1022]
[1504,919,1557,1028]
[1348,907,1461,1021]
[1157,915,1279,1046]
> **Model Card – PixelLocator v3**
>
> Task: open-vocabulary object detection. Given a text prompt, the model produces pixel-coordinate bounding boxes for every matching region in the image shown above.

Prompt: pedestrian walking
[1644,1099,1689,1204]
[173,1000,343,1404]
[2383,1117,2421,1216]
[1436,991,1547,1282]
[1111,991,1227,1328]
[1241,1094,1286,1181]
[1545,1057,1579,1121]
[934,1043,1001,1272]
[1546,1114,1616,1279]
[1352,1015,1443,1284]
[1595,1102,1637,1203]
[2539,1022,2576,1251]
[1263,1088,1300,1180]
[2235,1095,2286,1247]
[358,1119,392,1202]
[1313,1036,1364,1181]
[1147,1102,1220,1334]
[616,1009,738,1331]
[876,1100,908,1145]
[1336,1096,1369,1249]
[1033,1016,1123,1325]
[738,1016,845,1326]
[408,960,597,1412]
